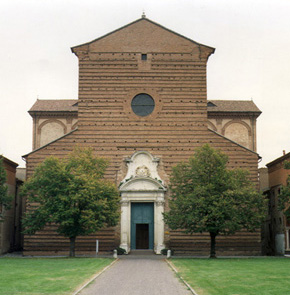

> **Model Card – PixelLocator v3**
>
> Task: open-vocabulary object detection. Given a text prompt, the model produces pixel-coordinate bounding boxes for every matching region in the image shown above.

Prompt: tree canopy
[22,148,120,257]
[164,144,266,258]
[279,160,290,219]
[0,157,13,221]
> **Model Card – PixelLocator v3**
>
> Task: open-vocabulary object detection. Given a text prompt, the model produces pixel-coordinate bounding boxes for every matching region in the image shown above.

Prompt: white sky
[0,0,289,168]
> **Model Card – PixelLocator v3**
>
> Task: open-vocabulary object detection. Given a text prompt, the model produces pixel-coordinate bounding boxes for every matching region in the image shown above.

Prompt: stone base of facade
[22,250,115,257]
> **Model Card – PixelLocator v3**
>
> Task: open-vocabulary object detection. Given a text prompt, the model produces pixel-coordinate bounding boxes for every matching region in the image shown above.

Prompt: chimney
[283,150,286,155]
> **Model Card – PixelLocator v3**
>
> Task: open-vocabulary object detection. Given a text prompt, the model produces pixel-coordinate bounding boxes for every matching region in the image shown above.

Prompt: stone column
[120,200,130,253]
[155,200,165,254]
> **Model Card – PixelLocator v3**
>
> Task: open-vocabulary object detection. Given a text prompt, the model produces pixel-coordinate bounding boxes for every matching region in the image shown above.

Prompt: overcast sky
[0,0,289,168]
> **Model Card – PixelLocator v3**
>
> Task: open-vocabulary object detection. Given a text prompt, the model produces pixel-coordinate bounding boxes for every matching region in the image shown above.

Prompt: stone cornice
[208,112,260,118]
[29,111,78,118]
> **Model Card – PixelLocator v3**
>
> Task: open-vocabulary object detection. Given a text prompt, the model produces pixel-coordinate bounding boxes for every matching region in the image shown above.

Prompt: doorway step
[120,250,163,260]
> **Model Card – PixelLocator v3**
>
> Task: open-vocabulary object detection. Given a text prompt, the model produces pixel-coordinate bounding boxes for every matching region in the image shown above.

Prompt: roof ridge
[71,17,215,52]
[266,152,290,167]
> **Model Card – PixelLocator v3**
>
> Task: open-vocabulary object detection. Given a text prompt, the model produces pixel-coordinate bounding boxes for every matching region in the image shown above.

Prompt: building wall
[0,158,18,254]
[24,129,260,255]
[259,167,269,193]
[268,161,289,188]
[33,111,257,152]
[32,115,77,149]
[208,116,257,151]
[261,153,290,255]
[24,18,261,255]
[268,154,290,253]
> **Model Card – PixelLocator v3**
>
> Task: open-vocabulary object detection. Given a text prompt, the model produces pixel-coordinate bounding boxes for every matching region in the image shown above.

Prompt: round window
[131,93,155,117]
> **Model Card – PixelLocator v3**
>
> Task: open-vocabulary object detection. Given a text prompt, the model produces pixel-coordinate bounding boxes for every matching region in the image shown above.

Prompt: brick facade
[261,152,290,255]
[0,157,18,254]
[24,17,262,256]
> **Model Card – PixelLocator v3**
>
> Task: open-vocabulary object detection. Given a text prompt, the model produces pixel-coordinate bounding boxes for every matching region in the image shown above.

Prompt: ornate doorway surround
[119,151,166,254]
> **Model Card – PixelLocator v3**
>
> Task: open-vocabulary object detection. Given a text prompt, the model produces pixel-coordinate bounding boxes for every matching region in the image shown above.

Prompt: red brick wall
[24,19,260,255]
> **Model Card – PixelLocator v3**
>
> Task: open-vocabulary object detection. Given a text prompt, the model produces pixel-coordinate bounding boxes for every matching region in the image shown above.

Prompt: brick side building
[261,152,290,255]
[24,17,262,256]
[0,157,19,254]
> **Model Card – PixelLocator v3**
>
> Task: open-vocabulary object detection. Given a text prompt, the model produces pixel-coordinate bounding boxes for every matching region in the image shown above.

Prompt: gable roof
[207,100,261,114]
[266,152,290,168]
[71,17,215,53]
[28,99,78,115]
[29,99,260,115]
[0,156,18,168]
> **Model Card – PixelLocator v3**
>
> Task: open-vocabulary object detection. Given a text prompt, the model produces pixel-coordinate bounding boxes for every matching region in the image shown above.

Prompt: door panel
[131,203,154,250]
[136,224,149,249]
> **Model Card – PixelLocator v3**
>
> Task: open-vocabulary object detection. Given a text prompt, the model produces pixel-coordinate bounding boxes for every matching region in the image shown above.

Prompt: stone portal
[119,151,166,254]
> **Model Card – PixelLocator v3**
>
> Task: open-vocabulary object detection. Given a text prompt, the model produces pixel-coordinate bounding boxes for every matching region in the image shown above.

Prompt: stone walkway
[78,252,192,295]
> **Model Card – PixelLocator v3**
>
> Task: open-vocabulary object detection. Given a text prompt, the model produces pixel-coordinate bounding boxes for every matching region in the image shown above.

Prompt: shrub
[115,247,126,255]
[161,248,174,256]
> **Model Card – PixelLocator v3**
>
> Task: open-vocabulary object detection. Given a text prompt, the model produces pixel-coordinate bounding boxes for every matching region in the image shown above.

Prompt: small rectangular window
[141,54,147,61]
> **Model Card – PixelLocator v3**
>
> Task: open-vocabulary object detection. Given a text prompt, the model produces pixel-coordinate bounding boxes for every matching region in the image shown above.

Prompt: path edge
[166,259,199,295]
[72,258,119,295]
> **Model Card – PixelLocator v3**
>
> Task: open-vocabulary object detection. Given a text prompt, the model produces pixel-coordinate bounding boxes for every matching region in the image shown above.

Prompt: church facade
[24,17,262,255]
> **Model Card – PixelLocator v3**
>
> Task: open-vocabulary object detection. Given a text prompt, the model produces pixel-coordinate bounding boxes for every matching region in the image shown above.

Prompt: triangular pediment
[72,18,214,56]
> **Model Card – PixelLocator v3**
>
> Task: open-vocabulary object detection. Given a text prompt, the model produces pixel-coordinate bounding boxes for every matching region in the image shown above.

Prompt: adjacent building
[0,157,23,254]
[260,151,290,255]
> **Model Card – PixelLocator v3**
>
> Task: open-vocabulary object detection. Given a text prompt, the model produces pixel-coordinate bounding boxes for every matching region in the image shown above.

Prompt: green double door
[131,203,154,250]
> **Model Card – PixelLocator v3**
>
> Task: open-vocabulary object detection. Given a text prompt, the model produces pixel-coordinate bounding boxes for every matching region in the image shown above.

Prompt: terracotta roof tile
[29,99,78,113]
[208,100,261,113]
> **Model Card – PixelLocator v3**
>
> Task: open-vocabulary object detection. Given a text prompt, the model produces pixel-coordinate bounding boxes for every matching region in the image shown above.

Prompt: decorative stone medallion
[135,165,150,177]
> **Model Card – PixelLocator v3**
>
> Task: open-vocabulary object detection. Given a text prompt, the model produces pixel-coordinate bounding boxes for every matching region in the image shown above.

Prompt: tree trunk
[69,237,76,257]
[210,232,217,258]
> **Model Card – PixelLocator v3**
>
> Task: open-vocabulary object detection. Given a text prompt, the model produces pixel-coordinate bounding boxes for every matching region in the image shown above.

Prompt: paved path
[78,254,192,295]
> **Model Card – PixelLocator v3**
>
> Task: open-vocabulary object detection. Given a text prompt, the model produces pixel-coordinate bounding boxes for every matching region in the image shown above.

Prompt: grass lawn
[171,257,290,295]
[0,257,113,295]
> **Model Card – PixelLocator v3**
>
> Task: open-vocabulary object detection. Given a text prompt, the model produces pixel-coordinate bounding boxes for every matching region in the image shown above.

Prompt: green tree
[279,161,290,219]
[22,148,120,257]
[164,144,266,258]
[0,157,13,221]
